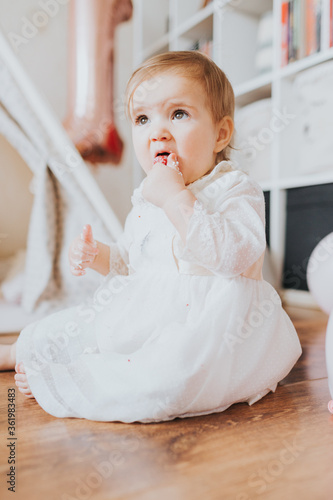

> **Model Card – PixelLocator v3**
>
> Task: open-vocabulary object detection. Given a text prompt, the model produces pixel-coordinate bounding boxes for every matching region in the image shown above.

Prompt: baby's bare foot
[14,362,34,399]
[0,343,16,371]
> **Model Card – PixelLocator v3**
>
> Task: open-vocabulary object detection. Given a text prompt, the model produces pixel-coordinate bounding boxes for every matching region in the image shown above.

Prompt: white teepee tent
[0,29,124,332]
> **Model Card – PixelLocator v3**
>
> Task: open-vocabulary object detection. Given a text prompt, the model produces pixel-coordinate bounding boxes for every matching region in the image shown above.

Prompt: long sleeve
[108,243,128,276]
[173,170,266,277]
[108,206,136,276]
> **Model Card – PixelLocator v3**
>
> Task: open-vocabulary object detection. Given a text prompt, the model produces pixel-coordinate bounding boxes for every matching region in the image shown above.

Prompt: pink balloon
[63,0,133,165]
[307,232,333,314]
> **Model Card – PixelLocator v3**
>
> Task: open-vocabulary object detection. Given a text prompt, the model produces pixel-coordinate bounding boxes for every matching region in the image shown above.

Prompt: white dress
[16,161,302,423]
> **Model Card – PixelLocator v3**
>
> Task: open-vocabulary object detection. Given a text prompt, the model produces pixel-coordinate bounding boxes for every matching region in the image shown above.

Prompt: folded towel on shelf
[255,10,273,74]
[293,60,333,175]
[232,98,272,183]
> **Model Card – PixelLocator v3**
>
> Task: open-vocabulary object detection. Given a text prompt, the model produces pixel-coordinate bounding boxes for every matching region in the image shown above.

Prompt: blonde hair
[126,51,235,163]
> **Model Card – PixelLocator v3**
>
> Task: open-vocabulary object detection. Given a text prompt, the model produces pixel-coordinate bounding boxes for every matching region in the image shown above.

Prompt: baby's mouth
[153,152,170,166]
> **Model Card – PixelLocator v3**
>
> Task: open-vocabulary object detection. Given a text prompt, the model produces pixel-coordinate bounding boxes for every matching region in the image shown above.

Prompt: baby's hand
[142,153,186,208]
[69,224,99,276]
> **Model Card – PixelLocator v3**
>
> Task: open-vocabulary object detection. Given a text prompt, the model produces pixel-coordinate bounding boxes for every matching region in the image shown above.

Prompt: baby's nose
[150,126,171,141]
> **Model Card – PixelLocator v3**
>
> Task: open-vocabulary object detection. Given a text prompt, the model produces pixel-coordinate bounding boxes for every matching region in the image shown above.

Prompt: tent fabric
[0,34,123,316]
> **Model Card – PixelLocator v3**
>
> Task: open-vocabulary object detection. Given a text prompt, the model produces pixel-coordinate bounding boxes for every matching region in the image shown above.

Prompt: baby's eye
[173,110,188,121]
[135,115,149,125]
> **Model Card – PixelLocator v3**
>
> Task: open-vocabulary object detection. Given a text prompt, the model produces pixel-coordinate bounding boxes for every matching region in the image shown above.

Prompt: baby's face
[130,72,222,185]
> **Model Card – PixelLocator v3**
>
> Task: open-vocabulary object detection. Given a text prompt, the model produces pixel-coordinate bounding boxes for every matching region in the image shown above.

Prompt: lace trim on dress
[131,183,145,207]
[109,243,128,276]
[192,199,208,217]
[187,160,235,193]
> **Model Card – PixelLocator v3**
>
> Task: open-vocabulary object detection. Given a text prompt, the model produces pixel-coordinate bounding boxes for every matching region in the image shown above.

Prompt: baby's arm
[172,173,266,277]
[142,153,197,243]
[163,189,196,243]
[69,224,110,276]
[89,241,111,276]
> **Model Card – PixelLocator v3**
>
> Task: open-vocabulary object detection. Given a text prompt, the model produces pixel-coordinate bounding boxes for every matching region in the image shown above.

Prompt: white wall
[0,0,134,259]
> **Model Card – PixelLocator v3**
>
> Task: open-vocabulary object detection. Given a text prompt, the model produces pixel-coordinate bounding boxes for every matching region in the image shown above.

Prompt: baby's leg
[0,342,34,398]
[0,341,16,371]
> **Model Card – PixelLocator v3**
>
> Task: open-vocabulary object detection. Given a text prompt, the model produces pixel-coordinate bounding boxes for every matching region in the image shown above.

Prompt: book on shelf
[281,1,289,65]
[191,39,213,58]
[330,0,333,47]
[305,0,321,56]
[281,0,322,66]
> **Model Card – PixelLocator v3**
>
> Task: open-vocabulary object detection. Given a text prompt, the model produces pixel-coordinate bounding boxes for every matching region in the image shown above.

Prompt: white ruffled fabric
[16,162,302,423]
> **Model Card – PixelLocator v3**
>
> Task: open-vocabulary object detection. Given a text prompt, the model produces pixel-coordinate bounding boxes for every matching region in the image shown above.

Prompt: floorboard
[0,308,332,500]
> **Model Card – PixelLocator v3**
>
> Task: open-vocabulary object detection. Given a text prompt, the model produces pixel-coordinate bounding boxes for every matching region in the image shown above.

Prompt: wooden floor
[0,307,332,500]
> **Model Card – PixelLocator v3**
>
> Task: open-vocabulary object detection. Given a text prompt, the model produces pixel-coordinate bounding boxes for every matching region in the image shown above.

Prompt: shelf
[175,2,214,39]
[259,180,274,192]
[276,171,333,190]
[141,32,170,61]
[279,47,333,79]
[141,2,215,59]
[231,49,333,105]
[234,71,273,106]
[258,171,333,192]
[227,0,273,17]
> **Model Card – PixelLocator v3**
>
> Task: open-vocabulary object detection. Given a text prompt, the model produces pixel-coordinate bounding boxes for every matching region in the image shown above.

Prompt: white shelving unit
[132,0,333,307]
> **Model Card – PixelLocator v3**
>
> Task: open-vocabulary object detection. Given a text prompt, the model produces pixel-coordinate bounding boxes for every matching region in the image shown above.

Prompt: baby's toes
[14,373,27,385]
[15,362,25,374]
[17,387,34,398]
[14,373,29,389]
[14,372,34,398]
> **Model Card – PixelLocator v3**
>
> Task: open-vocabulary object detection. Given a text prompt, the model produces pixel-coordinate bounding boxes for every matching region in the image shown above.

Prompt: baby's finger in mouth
[167,153,182,175]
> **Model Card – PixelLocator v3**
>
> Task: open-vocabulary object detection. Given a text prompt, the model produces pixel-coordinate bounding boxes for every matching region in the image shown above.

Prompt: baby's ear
[214,116,234,153]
